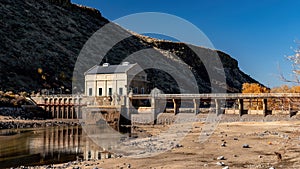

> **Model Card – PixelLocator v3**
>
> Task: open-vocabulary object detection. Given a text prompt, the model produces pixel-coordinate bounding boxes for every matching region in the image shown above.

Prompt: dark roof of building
[85,63,137,75]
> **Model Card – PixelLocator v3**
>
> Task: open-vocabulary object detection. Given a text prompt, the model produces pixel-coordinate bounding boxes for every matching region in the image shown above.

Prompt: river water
[0,126,112,168]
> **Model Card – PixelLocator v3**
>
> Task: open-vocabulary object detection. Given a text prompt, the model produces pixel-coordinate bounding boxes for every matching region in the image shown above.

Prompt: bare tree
[280,42,300,83]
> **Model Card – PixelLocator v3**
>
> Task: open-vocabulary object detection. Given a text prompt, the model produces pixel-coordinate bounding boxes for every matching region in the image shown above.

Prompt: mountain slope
[0,0,108,92]
[0,0,259,93]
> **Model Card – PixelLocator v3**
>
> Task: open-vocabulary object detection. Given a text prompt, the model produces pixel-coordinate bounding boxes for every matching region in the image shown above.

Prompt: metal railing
[130,93,300,99]
[34,93,300,100]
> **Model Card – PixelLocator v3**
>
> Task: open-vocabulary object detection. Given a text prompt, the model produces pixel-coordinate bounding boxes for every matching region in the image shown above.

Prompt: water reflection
[0,126,113,168]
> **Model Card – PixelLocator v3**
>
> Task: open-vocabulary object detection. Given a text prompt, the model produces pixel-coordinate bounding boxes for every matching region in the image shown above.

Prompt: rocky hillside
[0,0,108,92]
[0,0,259,94]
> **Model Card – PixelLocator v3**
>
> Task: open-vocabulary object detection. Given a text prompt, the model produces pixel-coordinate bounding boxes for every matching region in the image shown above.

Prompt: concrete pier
[215,99,221,115]
[193,99,199,114]
[263,98,268,116]
[238,99,244,116]
[172,99,179,115]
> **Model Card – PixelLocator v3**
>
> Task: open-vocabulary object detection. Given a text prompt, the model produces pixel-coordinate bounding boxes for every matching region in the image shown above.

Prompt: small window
[98,88,102,96]
[141,87,145,94]
[88,88,93,96]
[108,88,112,96]
[119,88,123,95]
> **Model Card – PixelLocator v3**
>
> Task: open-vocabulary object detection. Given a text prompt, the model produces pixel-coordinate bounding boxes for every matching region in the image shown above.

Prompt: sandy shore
[14,119,299,169]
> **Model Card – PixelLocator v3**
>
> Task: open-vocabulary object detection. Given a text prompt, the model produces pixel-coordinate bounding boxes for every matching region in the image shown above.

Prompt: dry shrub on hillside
[0,91,29,107]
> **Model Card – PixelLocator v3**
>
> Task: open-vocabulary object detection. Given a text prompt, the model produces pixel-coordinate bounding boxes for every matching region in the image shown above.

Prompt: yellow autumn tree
[242,83,269,93]
[271,85,291,93]
[271,85,300,93]
[290,86,300,93]
[242,83,269,110]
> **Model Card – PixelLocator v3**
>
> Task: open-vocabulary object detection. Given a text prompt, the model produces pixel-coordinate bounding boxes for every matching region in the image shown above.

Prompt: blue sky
[72,0,300,88]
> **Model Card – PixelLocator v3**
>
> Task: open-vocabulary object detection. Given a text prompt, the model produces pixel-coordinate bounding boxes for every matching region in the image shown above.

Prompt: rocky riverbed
[5,119,300,169]
[1,112,300,168]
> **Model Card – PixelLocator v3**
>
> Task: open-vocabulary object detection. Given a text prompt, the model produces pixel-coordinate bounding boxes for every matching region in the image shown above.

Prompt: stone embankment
[0,107,47,120]
[0,107,80,129]
[0,119,80,130]
[0,107,77,129]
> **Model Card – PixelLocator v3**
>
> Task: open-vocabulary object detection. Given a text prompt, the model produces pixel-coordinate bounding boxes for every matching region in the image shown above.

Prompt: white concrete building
[84,62,148,96]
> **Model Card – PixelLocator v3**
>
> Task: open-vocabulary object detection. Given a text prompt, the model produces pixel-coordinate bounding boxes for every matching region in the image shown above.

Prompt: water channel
[0,126,112,168]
